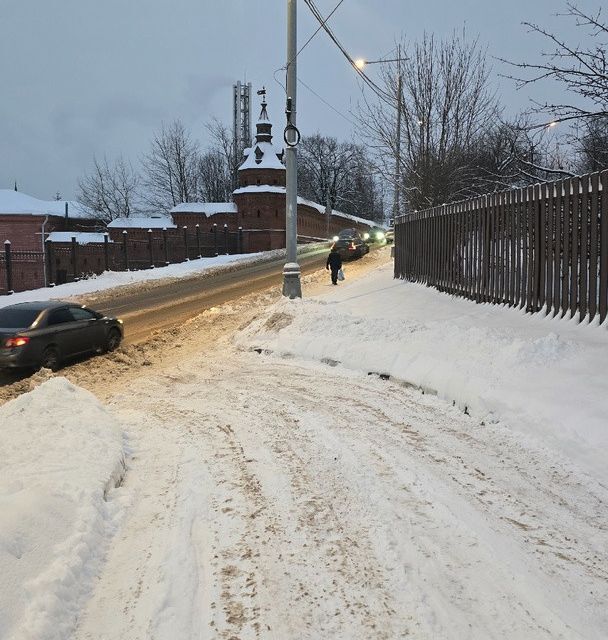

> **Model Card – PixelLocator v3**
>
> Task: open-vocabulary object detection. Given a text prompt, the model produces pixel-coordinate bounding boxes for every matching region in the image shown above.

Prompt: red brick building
[168,95,375,252]
[0,189,101,293]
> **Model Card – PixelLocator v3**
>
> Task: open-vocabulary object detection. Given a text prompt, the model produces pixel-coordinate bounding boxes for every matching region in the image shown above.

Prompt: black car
[0,301,123,371]
[331,228,370,259]
[363,227,387,243]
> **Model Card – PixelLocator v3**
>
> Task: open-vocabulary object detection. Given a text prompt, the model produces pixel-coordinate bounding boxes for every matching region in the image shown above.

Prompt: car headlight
[332,236,339,242]
[376,232,385,240]
[363,233,370,240]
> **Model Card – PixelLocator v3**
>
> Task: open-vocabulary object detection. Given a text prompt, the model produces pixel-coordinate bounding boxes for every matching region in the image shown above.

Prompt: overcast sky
[0,0,600,201]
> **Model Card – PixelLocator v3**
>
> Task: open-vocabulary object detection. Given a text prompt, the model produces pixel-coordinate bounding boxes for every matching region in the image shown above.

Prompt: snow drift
[0,377,126,640]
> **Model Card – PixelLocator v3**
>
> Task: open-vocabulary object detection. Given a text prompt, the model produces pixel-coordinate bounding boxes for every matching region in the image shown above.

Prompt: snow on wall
[170,202,237,216]
[46,232,111,244]
[107,216,176,229]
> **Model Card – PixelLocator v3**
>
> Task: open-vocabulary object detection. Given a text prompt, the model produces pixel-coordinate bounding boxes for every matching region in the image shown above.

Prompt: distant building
[0,93,376,294]
[0,190,102,292]
[170,91,375,252]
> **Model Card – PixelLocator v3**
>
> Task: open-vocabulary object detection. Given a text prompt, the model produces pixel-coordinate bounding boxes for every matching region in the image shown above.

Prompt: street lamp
[354,57,402,69]
[355,52,404,222]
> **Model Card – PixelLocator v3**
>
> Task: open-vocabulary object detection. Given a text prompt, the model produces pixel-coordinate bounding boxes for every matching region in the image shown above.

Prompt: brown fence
[0,228,244,295]
[394,169,608,323]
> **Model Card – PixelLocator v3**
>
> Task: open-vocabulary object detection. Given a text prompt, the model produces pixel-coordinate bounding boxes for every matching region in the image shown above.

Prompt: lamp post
[355,52,404,222]
[283,0,302,299]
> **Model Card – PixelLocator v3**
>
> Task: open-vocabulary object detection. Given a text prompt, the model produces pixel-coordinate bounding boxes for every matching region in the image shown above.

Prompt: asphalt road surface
[86,246,333,344]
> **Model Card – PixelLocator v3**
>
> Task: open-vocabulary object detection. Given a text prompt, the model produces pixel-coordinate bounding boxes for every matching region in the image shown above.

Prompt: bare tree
[467,116,576,193]
[206,118,240,192]
[298,135,357,210]
[298,134,385,221]
[575,116,608,172]
[196,150,232,202]
[141,120,200,212]
[502,3,608,128]
[78,155,141,222]
[358,31,500,212]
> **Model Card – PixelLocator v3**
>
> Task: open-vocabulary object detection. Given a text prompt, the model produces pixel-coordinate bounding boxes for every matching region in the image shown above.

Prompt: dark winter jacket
[326,251,343,271]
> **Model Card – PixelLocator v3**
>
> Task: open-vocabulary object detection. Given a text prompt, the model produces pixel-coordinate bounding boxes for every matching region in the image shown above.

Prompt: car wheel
[40,346,60,372]
[105,328,122,353]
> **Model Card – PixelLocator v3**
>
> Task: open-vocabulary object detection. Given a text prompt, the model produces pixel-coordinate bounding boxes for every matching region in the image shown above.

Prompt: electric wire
[302,0,395,106]
[298,77,357,126]
[295,0,346,62]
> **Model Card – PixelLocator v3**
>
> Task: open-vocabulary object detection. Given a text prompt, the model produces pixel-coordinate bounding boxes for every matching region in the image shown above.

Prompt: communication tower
[233,81,252,188]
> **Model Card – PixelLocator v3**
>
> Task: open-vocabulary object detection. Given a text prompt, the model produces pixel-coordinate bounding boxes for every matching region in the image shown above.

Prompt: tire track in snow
[74,344,608,639]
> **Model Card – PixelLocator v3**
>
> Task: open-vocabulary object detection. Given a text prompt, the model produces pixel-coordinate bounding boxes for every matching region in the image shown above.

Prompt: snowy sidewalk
[241,260,608,486]
[2,253,607,640]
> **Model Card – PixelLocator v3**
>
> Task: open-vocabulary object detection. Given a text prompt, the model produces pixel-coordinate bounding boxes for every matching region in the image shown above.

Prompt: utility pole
[282,0,302,299]
[392,45,402,222]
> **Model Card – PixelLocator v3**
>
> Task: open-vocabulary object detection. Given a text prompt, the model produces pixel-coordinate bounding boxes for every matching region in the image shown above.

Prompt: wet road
[84,247,331,344]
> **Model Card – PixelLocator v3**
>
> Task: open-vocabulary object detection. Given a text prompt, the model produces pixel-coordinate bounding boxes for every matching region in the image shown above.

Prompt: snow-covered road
[3,248,607,639]
[73,348,606,640]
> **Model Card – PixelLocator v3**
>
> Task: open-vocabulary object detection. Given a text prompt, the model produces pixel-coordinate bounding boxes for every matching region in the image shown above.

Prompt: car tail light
[5,336,30,348]
[348,242,356,250]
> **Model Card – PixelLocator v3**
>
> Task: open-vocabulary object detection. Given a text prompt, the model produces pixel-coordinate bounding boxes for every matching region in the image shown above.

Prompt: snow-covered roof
[238,141,285,171]
[0,189,95,219]
[170,202,237,216]
[46,232,111,245]
[107,216,176,229]
[232,185,376,228]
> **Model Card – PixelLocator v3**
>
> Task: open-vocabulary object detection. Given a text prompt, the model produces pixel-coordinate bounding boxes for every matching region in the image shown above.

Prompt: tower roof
[238,88,284,172]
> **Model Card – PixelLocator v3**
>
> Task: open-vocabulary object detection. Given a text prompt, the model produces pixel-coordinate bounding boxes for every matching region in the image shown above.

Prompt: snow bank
[0,377,126,640]
[238,262,608,485]
[0,243,328,309]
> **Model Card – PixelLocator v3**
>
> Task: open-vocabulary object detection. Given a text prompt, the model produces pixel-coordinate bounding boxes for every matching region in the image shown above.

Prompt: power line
[298,76,357,126]
[275,0,347,94]
[302,0,395,106]
[296,0,346,61]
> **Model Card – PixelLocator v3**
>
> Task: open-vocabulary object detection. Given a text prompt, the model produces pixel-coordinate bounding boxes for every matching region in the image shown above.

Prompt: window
[257,210,261,218]
[47,307,75,325]
[69,307,97,321]
[0,308,41,328]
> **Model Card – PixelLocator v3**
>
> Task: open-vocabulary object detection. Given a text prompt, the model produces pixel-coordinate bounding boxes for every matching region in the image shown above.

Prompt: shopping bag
[337,268,345,281]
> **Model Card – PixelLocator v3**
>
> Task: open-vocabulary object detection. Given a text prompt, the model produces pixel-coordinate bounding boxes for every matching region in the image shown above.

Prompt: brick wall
[172,212,239,231]
[0,259,45,294]
[0,215,58,251]
[233,189,373,242]
[239,167,286,188]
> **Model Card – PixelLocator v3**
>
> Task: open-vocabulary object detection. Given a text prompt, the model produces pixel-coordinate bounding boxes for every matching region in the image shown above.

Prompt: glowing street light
[355,53,406,220]
[353,57,401,70]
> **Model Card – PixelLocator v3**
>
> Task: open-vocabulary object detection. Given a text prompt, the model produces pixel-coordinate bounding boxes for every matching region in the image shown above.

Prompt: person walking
[326,246,343,285]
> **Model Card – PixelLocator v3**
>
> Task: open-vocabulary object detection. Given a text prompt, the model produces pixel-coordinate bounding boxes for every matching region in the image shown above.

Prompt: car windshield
[338,229,357,238]
[0,308,41,328]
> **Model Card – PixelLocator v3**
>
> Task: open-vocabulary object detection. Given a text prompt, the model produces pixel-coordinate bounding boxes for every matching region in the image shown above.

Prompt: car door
[67,306,106,353]
[45,306,84,358]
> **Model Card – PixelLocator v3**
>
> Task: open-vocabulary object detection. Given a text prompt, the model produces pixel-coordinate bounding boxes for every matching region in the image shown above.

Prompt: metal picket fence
[394,169,608,323]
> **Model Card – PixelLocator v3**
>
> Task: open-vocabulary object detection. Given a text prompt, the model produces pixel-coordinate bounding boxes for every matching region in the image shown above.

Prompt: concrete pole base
[282,262,302,299]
